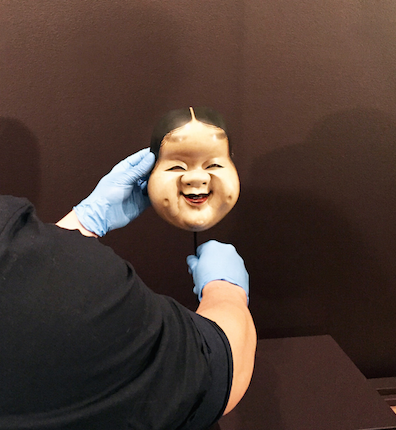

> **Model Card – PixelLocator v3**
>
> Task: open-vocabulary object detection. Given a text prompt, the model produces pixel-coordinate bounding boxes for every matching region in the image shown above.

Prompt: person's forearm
[56,210,98,238]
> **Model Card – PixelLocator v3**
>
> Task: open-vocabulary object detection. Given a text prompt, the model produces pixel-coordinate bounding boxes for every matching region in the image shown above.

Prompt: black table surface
[211,335,396,430]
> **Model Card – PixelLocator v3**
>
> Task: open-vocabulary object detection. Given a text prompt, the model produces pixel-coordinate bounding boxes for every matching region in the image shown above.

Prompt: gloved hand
[73,148,155,237]
[187,240,249,303]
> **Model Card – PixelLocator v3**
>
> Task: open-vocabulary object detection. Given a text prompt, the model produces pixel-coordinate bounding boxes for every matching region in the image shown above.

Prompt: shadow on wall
[2,1,189,222]
[0,118,41,208]
[230,108,396,378]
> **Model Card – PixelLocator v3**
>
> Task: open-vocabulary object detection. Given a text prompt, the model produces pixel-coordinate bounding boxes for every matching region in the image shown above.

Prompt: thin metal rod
[194,232,198,255]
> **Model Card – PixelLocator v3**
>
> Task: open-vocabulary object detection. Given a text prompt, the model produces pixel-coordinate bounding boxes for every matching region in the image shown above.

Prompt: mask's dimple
[165,197,180,218]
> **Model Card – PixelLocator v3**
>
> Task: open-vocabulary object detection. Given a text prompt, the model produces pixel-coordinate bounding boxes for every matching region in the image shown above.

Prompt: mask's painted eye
[166,165,186,171]
[206,163,224,169]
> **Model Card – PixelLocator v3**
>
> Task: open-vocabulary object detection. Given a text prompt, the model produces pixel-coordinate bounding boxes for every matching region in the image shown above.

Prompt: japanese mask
[147,107,240,231]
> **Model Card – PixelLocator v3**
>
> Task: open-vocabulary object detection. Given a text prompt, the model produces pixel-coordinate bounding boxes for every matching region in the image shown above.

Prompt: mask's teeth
[185,193,208,199]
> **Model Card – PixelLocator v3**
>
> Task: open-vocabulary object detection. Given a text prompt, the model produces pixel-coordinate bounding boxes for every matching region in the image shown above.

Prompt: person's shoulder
[0,194,33,217]
[0,195,34,235]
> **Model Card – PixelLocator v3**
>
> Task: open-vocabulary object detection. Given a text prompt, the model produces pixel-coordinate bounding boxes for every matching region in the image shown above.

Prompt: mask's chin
[177,208,219,232]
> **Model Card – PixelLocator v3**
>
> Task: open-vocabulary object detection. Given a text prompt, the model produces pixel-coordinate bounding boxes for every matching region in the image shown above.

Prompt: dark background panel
[0,0,395,378]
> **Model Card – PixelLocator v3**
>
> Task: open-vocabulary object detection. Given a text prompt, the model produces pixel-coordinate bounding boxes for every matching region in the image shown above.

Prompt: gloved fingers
[138,177,149,194]
[72,149,156,236]
[189,239,250,303]
[115,152,155,187]
[195,240,216,258]
[108,148,155,180]
[186,255,198,275]
[196,240,236,258]
[131,151,156,179]
[193,284,202,298]
[125,147,152,165]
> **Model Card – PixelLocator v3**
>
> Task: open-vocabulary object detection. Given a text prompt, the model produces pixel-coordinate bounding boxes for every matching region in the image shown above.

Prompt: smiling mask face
[148,108,240,231]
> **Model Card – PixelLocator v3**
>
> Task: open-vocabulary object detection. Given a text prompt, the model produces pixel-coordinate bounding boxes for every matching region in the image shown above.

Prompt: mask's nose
[180,169,211,189]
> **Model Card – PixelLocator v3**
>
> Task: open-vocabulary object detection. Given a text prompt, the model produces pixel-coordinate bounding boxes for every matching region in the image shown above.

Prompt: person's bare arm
[56,210,98,237]
[196,281,257,415]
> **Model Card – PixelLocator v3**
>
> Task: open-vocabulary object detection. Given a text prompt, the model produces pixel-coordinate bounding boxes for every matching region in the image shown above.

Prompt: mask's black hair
[150,107,231,160]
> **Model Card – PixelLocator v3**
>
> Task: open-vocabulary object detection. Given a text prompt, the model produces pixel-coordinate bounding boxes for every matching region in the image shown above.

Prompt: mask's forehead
[150,106,230,160]
[162,115,227,146]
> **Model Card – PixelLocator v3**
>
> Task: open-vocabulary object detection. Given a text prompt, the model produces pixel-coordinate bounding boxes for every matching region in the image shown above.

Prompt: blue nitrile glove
[186,240,249,303]
[73,148,155,237]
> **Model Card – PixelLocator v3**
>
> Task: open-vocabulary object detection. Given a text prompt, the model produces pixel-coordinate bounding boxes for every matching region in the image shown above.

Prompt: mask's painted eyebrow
[166,134,187,143]
[212,131,227,140]
[166,131,227,143]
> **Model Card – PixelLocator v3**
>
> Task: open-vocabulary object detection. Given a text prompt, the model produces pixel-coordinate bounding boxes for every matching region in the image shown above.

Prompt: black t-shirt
[0,196,220,430]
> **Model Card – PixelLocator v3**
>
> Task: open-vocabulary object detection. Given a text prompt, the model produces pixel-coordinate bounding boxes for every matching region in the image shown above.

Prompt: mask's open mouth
[182,192,211,204]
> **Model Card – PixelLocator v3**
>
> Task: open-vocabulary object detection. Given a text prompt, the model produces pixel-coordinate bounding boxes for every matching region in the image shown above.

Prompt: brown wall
[1,0,395,378]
